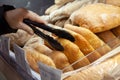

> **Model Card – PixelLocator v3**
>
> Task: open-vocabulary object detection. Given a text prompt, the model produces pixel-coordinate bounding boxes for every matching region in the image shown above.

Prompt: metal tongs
[23,19,75,51]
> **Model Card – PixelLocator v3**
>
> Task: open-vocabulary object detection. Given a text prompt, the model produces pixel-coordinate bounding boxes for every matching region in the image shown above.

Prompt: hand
[4,8,46,35]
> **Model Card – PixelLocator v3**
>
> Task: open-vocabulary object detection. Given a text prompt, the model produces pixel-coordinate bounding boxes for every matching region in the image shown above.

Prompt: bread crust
[64,24,111,55]
[70,3,120,33]
[24,47,56,73]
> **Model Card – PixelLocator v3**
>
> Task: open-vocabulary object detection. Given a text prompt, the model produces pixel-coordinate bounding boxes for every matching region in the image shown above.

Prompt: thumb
[18,22,34,35]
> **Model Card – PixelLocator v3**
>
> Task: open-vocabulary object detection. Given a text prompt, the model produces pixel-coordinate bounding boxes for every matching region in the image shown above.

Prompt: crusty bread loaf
[65,29,101,62]
[64,24,111,55]
[64,53,120,80]
[70,3,120,33]
[24,47,56,73]
[106,0,120,7]
[50,51,74,72]
[57,38,90,69]
[97,30,120,48]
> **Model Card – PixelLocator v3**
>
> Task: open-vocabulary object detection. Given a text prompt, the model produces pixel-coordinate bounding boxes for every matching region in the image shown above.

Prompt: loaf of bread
[24,37,52,56]
[70,3,120,33]
[50,51,74,72]
[64,53,120,80]
[50,0,90,22]
[24,47,56,73]
[65,29,101,62]
[64,24,111,55]
[57,38,90,69]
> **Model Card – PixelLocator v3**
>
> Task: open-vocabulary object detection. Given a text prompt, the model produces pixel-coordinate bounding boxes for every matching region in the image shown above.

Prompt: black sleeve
[0,5,17,35]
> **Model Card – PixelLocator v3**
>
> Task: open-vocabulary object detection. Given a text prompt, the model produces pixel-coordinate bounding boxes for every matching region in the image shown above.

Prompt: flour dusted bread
[4,29,32,47]
[64,53,120,80]
[24,47,56,73]
[50,51,74,72]
[70,3,120,33]
[106,0,120,7]
[57,38,90,69]
[50,0,90,22]
[64,24,111,55]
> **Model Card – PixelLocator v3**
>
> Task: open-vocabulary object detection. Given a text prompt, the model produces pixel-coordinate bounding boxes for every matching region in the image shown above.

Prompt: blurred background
[0,0,54,15]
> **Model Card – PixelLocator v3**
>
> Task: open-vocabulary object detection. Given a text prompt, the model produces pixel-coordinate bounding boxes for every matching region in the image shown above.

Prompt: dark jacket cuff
[0,5,17,35]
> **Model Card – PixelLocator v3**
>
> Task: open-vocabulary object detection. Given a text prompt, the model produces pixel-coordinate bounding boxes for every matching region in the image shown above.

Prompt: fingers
[18,22,34,35]
[25,10,47,24]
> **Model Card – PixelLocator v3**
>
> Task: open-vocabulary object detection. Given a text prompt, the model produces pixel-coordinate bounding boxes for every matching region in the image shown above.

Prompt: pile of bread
[4,0,120,80]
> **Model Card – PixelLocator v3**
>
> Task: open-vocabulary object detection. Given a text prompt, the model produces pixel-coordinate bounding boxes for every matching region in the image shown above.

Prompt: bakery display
[3,0,120,79]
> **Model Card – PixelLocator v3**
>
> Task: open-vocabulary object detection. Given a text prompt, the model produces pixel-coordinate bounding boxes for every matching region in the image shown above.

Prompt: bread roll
[50,51,74,72]
[97,30,120,48]
[64,53,120,80]
[70,3,120,33]
[24,47,56,73]
[57,38,90,69]
[106,0,120,7]
[64,24,111,55]
[65,29,101,62]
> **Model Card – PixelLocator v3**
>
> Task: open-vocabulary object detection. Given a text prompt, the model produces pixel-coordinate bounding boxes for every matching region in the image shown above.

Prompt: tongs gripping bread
[23,19,64,51]
[24,19,75,42]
